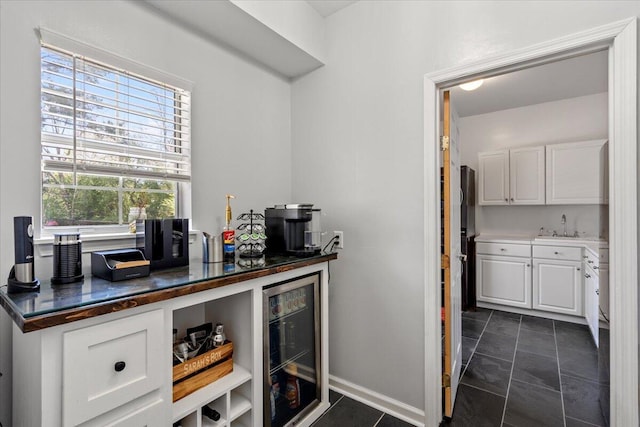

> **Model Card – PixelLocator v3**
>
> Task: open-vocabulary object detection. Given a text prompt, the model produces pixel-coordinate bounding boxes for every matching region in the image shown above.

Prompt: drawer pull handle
[593,266,599,270]
[587,260,593,264]
[114,361,126,372]
[554,251,559,255]
[585,274,591,278]
[576,267,581,271]
[500,248,506,252]
[596,289,600,296]
[526,264,530,267]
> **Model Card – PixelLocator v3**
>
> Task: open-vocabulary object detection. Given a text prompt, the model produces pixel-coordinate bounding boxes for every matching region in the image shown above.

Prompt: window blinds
[41,45,191,183]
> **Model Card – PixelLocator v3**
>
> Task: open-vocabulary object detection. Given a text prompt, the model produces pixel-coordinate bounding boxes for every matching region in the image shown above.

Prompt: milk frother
[51,232,84,285]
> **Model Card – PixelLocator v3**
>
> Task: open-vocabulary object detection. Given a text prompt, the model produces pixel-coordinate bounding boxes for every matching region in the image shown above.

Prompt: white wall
[459,92,608,237]
[0,1,292,424]
[291,0,639,415]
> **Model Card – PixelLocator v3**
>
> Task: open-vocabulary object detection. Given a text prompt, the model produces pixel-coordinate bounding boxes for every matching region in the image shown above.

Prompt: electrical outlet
[333,231,344,249]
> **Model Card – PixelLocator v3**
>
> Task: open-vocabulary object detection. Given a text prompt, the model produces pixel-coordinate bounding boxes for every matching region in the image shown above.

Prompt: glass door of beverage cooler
[263,274,320,427]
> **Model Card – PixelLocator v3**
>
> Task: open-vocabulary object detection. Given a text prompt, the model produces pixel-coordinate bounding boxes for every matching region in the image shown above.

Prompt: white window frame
[38,28,193,240]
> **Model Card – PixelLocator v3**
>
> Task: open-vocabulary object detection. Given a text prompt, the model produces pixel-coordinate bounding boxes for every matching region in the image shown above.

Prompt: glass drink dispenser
[263,274,321,427]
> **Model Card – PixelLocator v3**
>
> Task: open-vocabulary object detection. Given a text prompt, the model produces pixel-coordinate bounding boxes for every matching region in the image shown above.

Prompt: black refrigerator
[460,166,476,311]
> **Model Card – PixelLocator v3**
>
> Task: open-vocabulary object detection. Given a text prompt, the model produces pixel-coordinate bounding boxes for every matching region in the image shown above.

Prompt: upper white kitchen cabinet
[546,139,608,204]
[478,150,509,205]
[478,146,545,205]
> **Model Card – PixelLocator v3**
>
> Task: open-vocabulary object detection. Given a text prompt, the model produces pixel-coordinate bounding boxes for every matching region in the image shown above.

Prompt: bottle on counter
[285,363,300,409]
[222,194,236,262]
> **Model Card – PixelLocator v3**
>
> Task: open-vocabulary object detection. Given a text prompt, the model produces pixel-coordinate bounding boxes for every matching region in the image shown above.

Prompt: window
[40,44,191,233]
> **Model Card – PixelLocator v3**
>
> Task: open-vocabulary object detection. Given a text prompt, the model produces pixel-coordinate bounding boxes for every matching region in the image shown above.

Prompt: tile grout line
[499,314,522,427]
[553,320,568,427]
[459,381,508,399]
[460,310,493,379]
[565,415,604,427]
[372,413,385,427]
[313,393,344,424]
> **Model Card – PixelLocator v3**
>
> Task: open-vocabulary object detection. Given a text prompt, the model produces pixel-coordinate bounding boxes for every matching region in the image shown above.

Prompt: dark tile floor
[311,389,415,427]
[451,308,608,427]
[311,308,607,427]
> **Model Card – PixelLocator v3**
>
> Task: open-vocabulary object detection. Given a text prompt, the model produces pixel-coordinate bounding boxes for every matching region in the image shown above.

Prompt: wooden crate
[172,341,234,402]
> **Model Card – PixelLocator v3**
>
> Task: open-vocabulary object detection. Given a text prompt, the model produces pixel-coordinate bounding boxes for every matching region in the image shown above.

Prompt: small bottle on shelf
[285,363,300,409]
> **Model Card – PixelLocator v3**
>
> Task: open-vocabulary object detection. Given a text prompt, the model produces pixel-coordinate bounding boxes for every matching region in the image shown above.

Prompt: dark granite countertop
[0,252,337,333]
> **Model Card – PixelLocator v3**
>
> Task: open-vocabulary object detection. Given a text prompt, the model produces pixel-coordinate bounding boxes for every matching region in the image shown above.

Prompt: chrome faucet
[561,214,567,237]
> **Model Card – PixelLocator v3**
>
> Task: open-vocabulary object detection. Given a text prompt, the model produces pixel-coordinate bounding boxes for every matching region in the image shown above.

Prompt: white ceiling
[306,0,358,17]
[450,50,609,117]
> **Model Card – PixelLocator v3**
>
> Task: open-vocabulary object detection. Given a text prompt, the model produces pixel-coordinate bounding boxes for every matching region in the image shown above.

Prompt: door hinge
[441,254,450,269]
[440,136,450,151]
[442,373,451,388]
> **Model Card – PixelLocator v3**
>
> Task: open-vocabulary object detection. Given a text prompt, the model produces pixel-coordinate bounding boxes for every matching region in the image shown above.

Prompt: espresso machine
[265,204,322,257]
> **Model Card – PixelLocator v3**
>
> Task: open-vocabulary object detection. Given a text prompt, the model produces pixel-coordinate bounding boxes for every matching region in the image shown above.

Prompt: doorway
[444,49,609,426]
[425,17,637,427]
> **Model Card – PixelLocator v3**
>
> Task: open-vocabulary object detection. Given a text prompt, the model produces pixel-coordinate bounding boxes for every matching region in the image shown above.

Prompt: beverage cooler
[263,274,321,427]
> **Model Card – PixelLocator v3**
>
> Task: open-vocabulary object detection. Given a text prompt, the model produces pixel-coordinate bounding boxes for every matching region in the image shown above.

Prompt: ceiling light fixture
[459,79,484,91]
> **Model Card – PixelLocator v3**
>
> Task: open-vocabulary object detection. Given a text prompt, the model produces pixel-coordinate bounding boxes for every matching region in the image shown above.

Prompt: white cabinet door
[62,309,165,427]
[584,266,599,346]
[476,254,531,308]
[533,259,583,316]
[509,146,545,205]
[478,150,509,205]
[546,139,608,204]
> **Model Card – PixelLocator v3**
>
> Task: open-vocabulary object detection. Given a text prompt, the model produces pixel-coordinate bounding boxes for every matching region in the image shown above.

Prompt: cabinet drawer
[477,242,530,257]
[533,245,582,261]
[62,309,164,427]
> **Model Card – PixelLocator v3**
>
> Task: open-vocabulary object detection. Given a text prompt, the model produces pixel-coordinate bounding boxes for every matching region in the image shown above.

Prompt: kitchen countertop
[476,233,608,249]
[0,252,337,333]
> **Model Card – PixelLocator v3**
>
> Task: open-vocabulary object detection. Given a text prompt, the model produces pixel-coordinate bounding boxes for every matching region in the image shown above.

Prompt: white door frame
[423,17,637,426]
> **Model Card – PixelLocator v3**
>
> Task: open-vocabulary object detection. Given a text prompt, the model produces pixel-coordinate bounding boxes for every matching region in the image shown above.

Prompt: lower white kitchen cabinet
[62,309,165,426]
[476,241,532,309]
[584,265,599,346]
[476,238,611,322]
[584,247,609,346]
[532,259,583,316]
[8,260,332,427]
[532,244,583,316]
[12,308,172,427]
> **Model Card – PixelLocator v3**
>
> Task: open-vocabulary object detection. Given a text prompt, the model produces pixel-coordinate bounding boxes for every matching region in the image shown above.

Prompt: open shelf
[173,364,251,421]
[230,390,252,422]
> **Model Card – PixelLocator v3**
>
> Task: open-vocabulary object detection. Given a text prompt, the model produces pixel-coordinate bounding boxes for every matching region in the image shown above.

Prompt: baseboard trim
[476,302,588,324]
[329,375,425,427]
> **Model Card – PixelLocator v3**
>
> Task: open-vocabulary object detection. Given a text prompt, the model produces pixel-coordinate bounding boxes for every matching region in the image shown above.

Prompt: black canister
[51,233,84,285]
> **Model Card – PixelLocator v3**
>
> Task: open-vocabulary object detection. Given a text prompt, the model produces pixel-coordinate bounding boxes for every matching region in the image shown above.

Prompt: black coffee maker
[265,204,322,257]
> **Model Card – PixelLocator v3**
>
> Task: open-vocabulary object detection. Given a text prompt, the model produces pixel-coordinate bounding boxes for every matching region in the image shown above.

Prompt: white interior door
[442,90,462,417]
